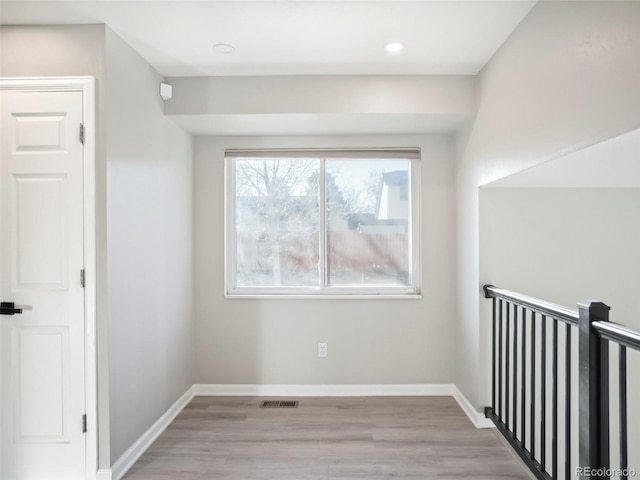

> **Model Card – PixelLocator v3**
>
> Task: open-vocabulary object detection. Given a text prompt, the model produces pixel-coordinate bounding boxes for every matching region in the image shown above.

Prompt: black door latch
[0,302,23,315]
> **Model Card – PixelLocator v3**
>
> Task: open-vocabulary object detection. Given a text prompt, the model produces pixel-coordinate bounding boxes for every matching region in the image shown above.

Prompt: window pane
[326,159,411,287]
[235,158,320,287]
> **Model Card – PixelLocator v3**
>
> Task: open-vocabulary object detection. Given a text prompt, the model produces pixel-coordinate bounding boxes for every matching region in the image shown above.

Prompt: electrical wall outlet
[318,342,328,358]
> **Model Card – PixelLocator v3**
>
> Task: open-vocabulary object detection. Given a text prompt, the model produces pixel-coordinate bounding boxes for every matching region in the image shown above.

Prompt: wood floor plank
[122,396,532,480]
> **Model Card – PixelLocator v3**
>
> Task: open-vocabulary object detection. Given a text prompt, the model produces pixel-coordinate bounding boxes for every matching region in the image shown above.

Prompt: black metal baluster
[521,306,526,449]
[541,315,547,472]
[565,323,572,480]
[552,319,558,479]
[598,335,610,472]
[498,299,503,420]
[530,312,536,459]
[492,297,497,414]
[513,304,518,437]
[480,288,639,480]
[620,345,628,480]
[506,302,511,431]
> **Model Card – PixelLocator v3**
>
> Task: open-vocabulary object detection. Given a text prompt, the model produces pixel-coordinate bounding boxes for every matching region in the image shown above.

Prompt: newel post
[578,301,610,479]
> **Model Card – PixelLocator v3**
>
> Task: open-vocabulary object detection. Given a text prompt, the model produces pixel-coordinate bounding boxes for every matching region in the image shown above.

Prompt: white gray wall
[105,28,194,462]
[480,188,640,318]
[0,24,105,78]
[0,24,112,470]
[455,0,640,410]
[165,75,475,116]
[194,135,457,385]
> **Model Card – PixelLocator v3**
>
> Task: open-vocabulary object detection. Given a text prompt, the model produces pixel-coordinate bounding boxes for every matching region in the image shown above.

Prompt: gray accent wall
[105,28,194,462]
[193,134,457,385]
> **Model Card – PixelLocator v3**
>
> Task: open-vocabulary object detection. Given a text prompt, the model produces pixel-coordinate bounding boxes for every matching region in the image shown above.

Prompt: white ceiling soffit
[486,128,640,188]
[0,0,537,77]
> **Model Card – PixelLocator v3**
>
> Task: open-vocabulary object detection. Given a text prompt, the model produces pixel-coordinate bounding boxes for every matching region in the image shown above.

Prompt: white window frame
[225,149,422,298]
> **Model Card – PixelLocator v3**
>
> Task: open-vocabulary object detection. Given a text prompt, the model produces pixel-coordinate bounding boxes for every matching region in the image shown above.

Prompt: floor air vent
[259,400,299,408]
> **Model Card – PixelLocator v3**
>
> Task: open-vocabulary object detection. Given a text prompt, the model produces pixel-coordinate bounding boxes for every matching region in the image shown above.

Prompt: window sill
[224,293,423,300]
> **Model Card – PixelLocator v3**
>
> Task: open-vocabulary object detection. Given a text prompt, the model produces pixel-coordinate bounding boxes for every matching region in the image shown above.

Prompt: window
[225,149,421,297]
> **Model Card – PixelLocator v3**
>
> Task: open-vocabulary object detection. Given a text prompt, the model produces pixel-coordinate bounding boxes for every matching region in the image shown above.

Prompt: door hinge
[82,414,87,434]
[79,123,85,144]
[80,269,85,288]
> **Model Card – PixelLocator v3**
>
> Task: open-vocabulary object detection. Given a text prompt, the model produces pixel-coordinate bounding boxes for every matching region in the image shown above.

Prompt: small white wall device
[159,82,173,101]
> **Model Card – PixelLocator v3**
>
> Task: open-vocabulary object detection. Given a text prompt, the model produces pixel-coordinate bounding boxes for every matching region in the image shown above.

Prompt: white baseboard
[452,385,494,429]
[96,469,113,480]
[193,383,453,397]
[111,386,195,480]
[193,383,493,428]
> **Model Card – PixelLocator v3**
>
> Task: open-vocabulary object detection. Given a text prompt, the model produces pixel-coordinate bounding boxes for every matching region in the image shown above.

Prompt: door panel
[15,326,69,442]
[14,174,69,289]
[1,90,86,480]
[13,113,68,153]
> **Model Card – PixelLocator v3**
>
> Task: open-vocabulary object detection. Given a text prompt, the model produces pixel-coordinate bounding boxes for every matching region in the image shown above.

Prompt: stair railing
[483,285,638,480]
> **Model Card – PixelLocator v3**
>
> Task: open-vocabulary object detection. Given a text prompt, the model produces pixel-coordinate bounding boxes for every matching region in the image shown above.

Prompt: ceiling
[0,0,537,77]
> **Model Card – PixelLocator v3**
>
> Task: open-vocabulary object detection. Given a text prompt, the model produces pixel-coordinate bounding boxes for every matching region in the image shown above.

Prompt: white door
[0,90,86,480]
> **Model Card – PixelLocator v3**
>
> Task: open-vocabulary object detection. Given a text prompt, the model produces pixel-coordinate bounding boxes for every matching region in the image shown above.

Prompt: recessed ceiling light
[384,42,404,54]
[213,43,235,54]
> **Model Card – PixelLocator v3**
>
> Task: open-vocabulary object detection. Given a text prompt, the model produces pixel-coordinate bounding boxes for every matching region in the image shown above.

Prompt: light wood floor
[123,396,532,479]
